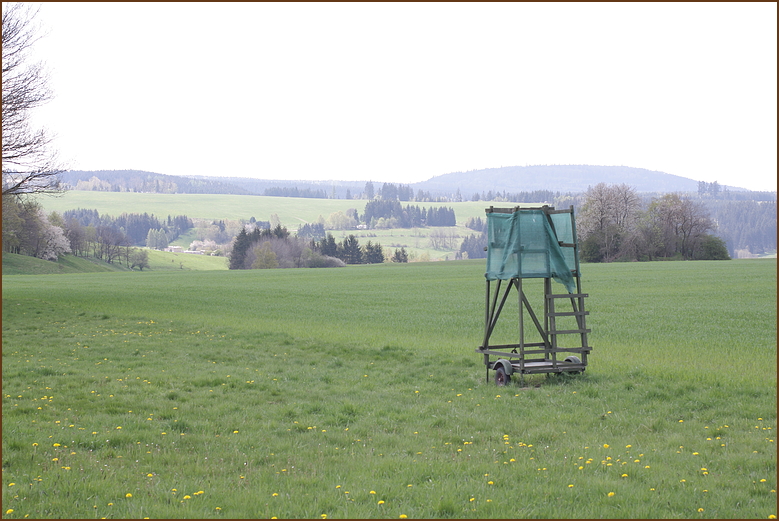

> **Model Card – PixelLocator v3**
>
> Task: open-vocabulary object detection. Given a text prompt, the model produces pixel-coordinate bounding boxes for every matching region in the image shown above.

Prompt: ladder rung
[547,311,589,317]
[547,293,588,299]
[549,328,591,335]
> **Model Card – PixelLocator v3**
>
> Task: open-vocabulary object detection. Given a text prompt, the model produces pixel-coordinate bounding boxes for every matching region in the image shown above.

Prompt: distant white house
[184,250,204,255]
[167,246,184,253]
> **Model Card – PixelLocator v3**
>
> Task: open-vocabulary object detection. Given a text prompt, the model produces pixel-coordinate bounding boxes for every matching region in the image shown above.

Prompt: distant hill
[411,165,748,197]
[59,165,753,199]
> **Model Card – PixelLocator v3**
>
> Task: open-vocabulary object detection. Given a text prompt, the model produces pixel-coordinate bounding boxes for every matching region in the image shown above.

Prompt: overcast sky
[26,2,778,191]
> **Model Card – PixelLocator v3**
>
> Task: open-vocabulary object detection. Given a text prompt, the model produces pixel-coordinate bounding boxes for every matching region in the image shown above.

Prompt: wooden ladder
[545,279,591,368]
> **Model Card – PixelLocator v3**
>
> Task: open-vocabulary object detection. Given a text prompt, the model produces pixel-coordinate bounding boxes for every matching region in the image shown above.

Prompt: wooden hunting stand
[476,205,592,385]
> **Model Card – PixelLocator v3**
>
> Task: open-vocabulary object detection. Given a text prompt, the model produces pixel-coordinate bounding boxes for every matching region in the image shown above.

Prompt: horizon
[60,163,768,193]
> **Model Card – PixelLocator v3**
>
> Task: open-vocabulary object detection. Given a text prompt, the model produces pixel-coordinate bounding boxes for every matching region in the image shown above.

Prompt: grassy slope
[2,260,775,518]
[38,191,528,261]
[39,191,530,227]
[0,252,120,275]
[2,250,228,275]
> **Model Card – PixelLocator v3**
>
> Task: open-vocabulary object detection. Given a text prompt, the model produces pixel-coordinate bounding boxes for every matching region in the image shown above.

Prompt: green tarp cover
[485,209,577,293]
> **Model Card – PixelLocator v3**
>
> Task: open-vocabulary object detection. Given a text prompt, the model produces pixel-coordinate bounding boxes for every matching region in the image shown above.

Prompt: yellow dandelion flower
[125,493,132,498]
[321,515,327,519]
[400,516,407,519]
[698,508,704,513]
[6,509,14,514]
[8,483,15,487]
[568,484,574,488]
[378,500,385,505]
[603,444,610,449]
[608,492,615,497]
[370,491,376,494]
[470,498,475,502]
[272,493,279,497]
[183,495,191,499]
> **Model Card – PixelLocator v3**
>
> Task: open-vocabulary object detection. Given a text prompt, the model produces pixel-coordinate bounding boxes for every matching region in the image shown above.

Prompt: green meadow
[38,191,508,228]
[2,259,776,519]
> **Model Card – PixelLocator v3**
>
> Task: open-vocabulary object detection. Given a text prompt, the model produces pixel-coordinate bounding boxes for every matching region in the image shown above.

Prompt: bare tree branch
[2,2,64,197]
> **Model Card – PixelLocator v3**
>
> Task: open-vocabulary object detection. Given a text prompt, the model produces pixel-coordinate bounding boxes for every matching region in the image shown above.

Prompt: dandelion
[53,443,61,447]
[370,491,376,494]
[488,481,494,485]
[603,444,610,449]
[215,507,221,511]
[272,493,279,497]
[608,492,615,497]
[147,473,153,477]
[400,516,407,519]
[183,495,191,500]
[378,500,385,505]
[8,483,15,487]
[621,474,628,478]
[6,509,14,514]
[470,497,475,502]
[321,515,327,519]
[698,508,704,513]
[568,484,574,488]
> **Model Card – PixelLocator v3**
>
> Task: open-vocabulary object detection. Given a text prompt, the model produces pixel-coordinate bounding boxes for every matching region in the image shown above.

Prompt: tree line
[362,200,456,228]
[2,197,155,269]
[228,224,409,269]
[264,186,328,198]
[577,183,730,261]
[61,208,193,246]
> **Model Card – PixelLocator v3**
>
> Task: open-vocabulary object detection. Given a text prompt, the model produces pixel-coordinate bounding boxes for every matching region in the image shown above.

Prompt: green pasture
[38,191,528,228]
[2,259,776,518]
[1,251,228,275]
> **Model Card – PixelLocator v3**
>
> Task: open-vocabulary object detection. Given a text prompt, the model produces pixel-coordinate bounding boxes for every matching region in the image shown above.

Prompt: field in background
[38,191,542,260]
[38,191,523,227]
[2,259,776,518]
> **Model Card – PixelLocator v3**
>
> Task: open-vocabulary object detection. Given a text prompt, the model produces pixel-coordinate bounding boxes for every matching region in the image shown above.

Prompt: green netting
[485,209,577,293]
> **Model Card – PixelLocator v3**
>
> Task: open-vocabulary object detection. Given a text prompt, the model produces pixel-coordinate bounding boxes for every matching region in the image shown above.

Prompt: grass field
[38,191,522,261]
[2,259,776,518]
[38,191,516,228]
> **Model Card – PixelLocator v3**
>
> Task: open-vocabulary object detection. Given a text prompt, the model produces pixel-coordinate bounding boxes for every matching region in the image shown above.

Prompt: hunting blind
[476,205,591,385]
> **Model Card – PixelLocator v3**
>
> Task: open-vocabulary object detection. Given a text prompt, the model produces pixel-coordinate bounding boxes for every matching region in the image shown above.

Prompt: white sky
[25,2,778,191]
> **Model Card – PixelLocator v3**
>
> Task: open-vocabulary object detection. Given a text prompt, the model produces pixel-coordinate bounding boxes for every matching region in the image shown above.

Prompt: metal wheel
[495,366,511,386]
